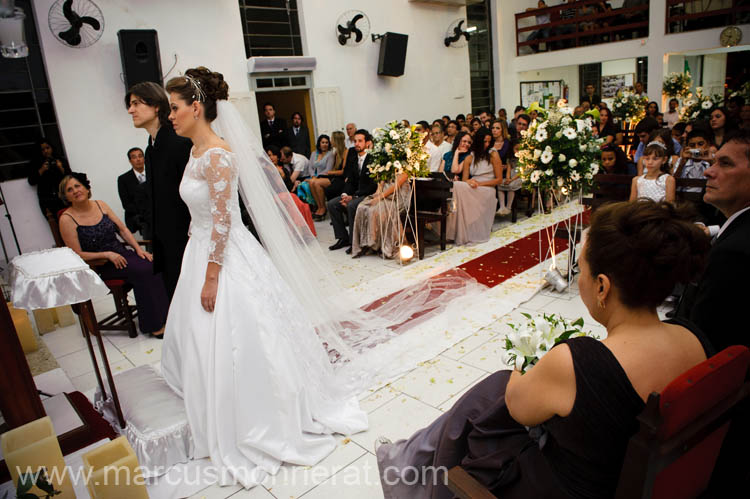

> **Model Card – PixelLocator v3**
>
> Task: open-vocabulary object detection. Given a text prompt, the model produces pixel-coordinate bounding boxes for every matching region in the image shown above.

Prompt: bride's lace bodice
[179,147,241,265]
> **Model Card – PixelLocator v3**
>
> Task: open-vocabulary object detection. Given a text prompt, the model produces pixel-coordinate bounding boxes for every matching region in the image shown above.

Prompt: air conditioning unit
[408,0,484,6]
[247,56,317,74]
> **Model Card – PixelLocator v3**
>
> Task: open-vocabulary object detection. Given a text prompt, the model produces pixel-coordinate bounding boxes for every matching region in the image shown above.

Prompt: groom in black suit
[327,129,376,253]
[117,147,152,239]
[677,129,750,494]
[126,82,192,302]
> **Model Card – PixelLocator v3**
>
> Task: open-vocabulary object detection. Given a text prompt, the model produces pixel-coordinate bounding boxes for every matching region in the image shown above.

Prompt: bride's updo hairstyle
[585,200,709,310]
[165,66,229,122]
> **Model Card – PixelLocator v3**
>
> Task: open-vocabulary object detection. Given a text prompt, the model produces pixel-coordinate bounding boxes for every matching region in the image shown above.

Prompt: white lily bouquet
[662,72,692,98]
[368,121,431,182]
[504,313,598,373]
[612,89,648,122]
[515,100,602,194]
[680,87,723,122]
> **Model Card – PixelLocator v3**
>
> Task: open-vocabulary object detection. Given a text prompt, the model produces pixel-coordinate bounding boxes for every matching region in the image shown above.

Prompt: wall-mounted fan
[444,19,472,48]
[48,0,104,48]
[336,10,370,47]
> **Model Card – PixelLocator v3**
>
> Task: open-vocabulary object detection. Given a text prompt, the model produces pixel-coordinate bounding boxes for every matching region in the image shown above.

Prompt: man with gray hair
[345,122,357,148]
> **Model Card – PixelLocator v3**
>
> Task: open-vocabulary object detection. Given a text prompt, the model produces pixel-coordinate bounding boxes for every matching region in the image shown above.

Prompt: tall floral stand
[376,176,418,264]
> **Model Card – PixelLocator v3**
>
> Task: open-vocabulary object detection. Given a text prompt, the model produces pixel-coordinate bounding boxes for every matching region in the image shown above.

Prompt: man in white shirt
[664,98,680,129]
[425,124,452,172]
[280,146,310,185]
[344,122,357,148]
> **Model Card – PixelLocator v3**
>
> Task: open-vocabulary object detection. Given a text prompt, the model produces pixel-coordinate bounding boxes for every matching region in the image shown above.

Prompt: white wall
[299,0,472,130]
[28,0,249,231]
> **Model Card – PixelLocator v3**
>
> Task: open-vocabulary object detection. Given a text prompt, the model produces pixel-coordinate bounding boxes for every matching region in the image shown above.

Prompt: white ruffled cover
[10,247,110,311]
[95,365,193,478]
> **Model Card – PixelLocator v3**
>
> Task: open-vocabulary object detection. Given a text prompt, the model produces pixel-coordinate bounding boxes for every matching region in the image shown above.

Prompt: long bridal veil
[212,99,484,395]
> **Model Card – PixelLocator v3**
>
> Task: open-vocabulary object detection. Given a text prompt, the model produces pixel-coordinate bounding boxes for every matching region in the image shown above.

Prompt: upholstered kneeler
[95,365,193,478]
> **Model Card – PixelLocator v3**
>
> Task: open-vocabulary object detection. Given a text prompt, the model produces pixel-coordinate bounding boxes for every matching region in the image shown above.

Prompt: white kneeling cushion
[95,364,193,478]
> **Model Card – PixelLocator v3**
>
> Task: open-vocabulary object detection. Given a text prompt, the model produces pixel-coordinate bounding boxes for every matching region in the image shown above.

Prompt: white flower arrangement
[680,87,723,122]
[730,81,750,104]
[516,100,603,193]
[611,89,649,122]
[662,72,692,98]
[368,121,431,182]
[504,313,598,373]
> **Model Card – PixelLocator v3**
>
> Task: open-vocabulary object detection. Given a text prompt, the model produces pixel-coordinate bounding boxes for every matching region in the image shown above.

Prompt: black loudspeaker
[377,32,408,77]
[117,29,163,91]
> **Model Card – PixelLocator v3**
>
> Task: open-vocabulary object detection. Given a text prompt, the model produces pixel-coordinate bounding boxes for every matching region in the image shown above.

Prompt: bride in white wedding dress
[159,68,367,488]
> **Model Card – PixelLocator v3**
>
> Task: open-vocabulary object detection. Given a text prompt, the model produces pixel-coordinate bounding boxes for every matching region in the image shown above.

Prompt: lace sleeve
[204,150,237,265]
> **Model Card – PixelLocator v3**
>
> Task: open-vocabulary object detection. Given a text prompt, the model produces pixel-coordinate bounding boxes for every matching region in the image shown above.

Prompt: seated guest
[740,104,750,130]
[709,106,733,148]
[455,114,466,128]
[677,130,750,494]
[664,98,680,128]
[497,141,523,215]
[320,130,348,204]
[595,107,621,147]
[441,115,451,126]
[58,173,168,337]
[446,129,502,245]
[673,128,713,193]
[489,119,511,163]
[297,134,335,212]
[470,117,483,135]
[459,124,472,135]
[117,147,152,239]
[28,139,71,219]
[376,200,711,499]
[671,122,687,147]
[444,120,458,144]
[573,105,585,119]
[284,112,311,158]
[600,144,630,175]
[630,142,675,202]
[439,131,473,180]
[632,117,660,163]
[265,146,316,236]
[497,108,509,124]
[280,146,310,187]
[524,0,551,53]
[344,122,357,148]
[351,171,411,259]
[646,101,660,119]
[426,123,452,173]
[656,112,665,128]
[637,128,679,175]
[327,129,376,252]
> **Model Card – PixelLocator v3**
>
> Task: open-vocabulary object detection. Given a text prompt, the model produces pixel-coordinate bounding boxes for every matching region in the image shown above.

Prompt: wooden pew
[581,173,634,212]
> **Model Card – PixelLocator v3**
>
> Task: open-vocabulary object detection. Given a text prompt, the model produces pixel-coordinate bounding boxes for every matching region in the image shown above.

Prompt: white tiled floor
[33,206,597,498]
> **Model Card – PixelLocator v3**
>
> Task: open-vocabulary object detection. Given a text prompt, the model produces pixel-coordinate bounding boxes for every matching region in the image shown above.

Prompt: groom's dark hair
[125,82,170,126]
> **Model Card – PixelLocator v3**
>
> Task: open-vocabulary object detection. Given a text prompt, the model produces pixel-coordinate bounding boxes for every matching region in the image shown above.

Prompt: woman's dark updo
[165,66,229,122]
[585,200,710,310]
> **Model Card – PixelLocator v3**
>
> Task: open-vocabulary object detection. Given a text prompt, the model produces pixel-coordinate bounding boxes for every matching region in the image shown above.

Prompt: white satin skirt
[161,227,368,488]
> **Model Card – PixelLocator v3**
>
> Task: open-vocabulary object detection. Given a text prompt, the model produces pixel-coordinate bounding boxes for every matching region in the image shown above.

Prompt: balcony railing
[515,0,649,56]
[666,0,750,34]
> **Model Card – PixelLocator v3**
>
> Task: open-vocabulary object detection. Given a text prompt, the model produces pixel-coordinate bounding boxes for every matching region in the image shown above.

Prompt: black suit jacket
[117,169,152,238]
[285,125,311,157]
[685,209,750,352]
[342,148,377,198]
[260,117,287,149]
[145,123,192,278]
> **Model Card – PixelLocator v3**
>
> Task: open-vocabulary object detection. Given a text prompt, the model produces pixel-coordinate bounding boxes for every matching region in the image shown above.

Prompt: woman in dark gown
[376,200,713,498]
[58,173,169,337]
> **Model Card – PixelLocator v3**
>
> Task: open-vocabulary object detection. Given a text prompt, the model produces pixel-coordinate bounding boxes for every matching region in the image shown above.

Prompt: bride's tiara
[646,141,667,150]
[183,74,206,103]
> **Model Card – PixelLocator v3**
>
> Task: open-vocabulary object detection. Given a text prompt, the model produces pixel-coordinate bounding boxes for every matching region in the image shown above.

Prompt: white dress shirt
[134,170,146,184]
[345,137,355,149]
[426,140,452,172]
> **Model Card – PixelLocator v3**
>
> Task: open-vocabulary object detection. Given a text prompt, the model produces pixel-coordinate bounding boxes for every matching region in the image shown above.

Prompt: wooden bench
[581,173,634,211]
[675,177,707,204]
[446,345,750,499]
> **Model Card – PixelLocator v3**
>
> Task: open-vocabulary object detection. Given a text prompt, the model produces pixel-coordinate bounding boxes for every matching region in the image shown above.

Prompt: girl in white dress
[160,67,367,488]
[630,141,676,203]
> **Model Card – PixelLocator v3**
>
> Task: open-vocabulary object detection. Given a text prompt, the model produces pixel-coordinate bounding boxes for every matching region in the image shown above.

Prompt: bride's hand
[201,277,218,312]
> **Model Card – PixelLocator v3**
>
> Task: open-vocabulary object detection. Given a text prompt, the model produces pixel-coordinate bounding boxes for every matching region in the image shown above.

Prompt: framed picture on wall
[601,73,634,98]
[520,80,563,109]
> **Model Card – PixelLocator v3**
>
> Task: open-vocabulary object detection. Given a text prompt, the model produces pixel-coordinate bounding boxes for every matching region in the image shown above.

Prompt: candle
[82,437,149,499]
[1,417,75,498]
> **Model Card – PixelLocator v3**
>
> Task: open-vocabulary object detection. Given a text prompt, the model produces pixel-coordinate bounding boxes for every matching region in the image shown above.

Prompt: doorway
[256,89,315,151]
